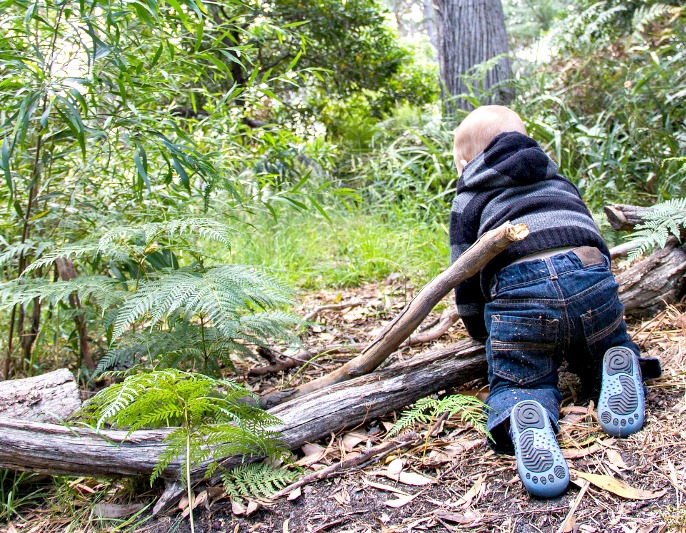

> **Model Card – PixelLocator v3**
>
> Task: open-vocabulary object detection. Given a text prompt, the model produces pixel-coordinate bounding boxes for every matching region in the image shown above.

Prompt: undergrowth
[229,209,449,289]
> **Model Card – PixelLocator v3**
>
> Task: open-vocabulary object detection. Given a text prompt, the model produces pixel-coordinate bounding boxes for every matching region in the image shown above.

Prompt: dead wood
[604,204,653,231]
[55,257,95,371]
[0,369,82,423]
[0,340,486,508]
[617,236,686,316]
[260,222,528,408]
[303,300,364,322]
[248,308,460,377]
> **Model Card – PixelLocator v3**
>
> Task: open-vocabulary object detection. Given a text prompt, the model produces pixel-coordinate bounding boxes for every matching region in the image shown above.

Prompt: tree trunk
[0,369,82,423]
[55,258,95,371]
[434,0,512,117]
[0,341,486,481]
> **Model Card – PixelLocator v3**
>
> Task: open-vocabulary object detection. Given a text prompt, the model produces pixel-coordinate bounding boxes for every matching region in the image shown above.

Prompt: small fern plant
[221,461,300,501]
[628,198,686,260]
[388,394,488,447]
[79,369,285,533]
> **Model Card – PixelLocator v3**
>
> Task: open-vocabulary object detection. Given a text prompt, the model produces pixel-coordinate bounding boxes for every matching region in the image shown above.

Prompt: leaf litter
[8,280,686,533]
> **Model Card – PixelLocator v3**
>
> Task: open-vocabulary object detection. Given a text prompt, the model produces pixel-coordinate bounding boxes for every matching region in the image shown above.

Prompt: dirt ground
[4,279,686,533]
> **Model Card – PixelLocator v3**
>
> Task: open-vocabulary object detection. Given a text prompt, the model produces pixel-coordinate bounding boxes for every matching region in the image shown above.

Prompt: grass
[228,207,450,290]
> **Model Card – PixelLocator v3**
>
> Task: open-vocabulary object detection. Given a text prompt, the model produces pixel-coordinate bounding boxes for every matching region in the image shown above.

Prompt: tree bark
[260,222,528,409]
[0,341,486,482]
[604,203,686,315]
[0,369,82,423]
[55,258,95,371]
[434,0,512,117]
[617,237,686,316]
[603,204,654,231]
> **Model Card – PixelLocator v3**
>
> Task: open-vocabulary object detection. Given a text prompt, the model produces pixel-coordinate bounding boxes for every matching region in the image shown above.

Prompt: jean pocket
[581,289,626,350]
[489,314,559,385]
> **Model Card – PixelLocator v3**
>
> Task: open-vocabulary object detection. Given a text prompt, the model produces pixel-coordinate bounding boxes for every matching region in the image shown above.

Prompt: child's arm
[454,281,487,341]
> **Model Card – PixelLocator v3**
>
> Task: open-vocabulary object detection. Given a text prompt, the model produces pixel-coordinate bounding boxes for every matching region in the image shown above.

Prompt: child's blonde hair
[453,105,527,174]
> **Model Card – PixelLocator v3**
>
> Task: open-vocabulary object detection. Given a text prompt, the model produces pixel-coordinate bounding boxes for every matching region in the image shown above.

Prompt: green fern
[0,275,126,311]
[111,265,296,341]
[22,217,232,275]
[221,461,299,500]
[628,198,686,260]
[388,394,488,438]
[79,369,286,533]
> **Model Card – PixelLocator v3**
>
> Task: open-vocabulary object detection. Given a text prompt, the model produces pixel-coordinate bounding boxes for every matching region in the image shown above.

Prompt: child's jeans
[483,246,660,452]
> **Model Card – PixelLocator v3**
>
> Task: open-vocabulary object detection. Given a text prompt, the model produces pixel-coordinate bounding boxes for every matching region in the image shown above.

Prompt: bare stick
[249,308,459,377]
[303,300,364,322]
[261,222,528,408]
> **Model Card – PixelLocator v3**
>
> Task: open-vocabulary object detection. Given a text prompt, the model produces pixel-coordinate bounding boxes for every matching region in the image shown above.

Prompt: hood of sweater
[457,131,559,192]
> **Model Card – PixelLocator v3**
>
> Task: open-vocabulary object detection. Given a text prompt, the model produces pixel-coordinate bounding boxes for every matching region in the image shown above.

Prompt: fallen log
[0,369,82,423]
[260,222,528,408]
[618,237,686,316]
[0,340,486,482]
[603,204,686,316]
[604,204,653,231]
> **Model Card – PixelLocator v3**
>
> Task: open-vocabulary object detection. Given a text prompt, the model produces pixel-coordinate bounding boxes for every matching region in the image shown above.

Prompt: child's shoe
[598,346,644,437]
[510,400,569,498]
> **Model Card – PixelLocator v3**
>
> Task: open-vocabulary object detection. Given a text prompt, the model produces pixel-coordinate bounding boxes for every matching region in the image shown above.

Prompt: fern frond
[632,4,681,37]
[111,266,295,341]
[221,462,299,500]
[627,199,686,260]
[388,394,487,437]
[0,275,125,310]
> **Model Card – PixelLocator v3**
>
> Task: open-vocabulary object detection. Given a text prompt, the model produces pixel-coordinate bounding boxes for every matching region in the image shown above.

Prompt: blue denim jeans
[483,248,656,453]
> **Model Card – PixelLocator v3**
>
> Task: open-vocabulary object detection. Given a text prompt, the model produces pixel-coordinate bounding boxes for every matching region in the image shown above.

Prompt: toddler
[449,105,661,497]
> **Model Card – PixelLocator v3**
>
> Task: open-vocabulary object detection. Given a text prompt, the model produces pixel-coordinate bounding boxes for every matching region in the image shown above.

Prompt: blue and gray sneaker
[510,400,569,498]
[598,346,645,437]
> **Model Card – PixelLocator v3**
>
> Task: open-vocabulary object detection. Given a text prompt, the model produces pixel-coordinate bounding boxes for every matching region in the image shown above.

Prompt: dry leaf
[287,486,302,501]
[381,421,395,433]
[385,493,419,508]
[92,503,146,519]
[342,431,367,451]
[6,524,18,533]
[296,443,327,466]
[231,499,246,516]
[605,449,628,470]
[283,518,290,533]
[193,490,209,510]
[570,469,667,500]
[178,494,189,511]
[397,471,433,486]
[435,509,482,525]
[386,458,404,478]
[455,474,485,508]
[562,443,600,459]
[246,500,259,515]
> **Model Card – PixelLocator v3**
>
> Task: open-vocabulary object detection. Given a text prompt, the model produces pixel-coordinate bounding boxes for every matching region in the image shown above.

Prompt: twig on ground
[271,432,421,500]
[250,308,460,377]
[304,300,364,322]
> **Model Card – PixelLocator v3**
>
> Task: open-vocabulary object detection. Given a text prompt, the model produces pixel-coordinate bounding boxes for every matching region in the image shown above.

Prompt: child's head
[453,105,527,175]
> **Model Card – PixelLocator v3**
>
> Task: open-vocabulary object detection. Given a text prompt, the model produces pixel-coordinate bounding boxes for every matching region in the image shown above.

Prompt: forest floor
[3,278,686,533]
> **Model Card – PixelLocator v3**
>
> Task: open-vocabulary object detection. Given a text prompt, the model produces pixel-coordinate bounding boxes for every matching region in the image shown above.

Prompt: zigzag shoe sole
[510,400,569,498]
[598,346,644,437]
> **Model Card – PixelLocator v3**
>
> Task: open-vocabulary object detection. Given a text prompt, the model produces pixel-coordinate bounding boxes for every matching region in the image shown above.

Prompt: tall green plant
[0,218,298,378]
